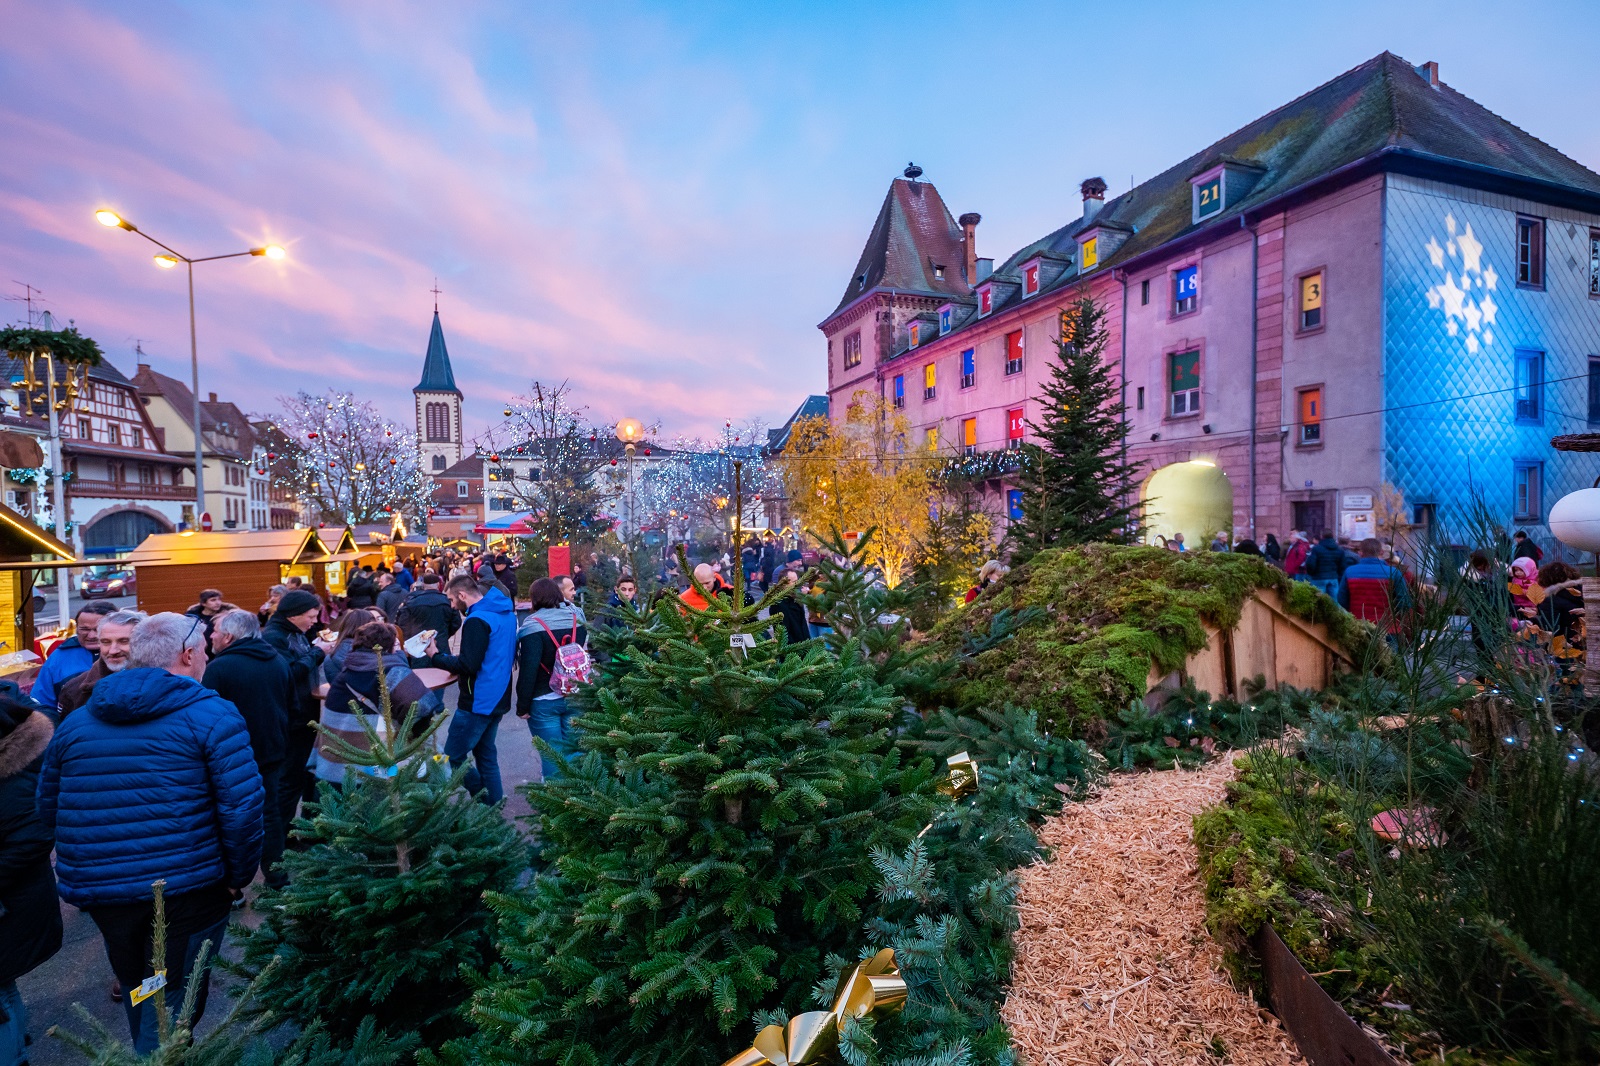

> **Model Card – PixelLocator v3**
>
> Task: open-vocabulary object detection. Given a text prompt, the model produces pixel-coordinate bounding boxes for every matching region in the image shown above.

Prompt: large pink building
[819,53,1600,550]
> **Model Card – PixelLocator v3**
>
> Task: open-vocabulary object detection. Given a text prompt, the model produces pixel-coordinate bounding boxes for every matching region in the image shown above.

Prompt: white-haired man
[37,611,262,1054]
[57,609,146,717]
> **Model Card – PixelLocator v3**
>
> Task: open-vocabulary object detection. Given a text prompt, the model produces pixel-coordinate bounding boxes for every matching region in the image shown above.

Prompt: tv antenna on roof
[3,281,47,326]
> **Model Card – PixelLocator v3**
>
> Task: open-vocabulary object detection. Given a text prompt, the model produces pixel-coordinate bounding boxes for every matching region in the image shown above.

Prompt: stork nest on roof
[1551,433,1600,453]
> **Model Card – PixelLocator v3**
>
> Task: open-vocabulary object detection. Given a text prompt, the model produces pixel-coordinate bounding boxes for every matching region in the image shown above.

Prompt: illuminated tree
[644,420,775,544]
[479,380,611,554]
[775,393,938,587]
[270,390,429,525]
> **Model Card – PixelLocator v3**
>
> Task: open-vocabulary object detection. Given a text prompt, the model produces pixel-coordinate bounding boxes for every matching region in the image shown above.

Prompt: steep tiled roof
[768,394,829,452]
[132,365,254,459]
[832,178,972,315]
[414,311,460,395]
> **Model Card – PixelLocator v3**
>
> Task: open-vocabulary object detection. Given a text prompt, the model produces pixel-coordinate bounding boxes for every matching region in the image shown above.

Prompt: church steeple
[414,302,464,473]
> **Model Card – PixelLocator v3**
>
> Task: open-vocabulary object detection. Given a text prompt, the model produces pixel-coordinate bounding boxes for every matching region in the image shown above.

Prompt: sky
[2,0,1596,445]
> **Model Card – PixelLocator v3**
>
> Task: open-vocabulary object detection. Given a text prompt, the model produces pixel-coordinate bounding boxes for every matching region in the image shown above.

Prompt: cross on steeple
[430,278,442,312]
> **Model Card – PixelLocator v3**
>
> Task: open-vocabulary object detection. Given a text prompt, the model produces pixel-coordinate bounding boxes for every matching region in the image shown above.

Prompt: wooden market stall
[0,501,78,672]
[127,528,333,614]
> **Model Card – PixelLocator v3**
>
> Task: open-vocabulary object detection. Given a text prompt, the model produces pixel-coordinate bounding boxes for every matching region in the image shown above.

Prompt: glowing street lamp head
[95,209,133,230]
[615,417,644,444]
[252,244,287,260]
[153,254,180,269]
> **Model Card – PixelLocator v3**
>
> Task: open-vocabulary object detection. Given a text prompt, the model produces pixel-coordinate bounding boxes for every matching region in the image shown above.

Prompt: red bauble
[610,458,617,466]
[307,432,318,439]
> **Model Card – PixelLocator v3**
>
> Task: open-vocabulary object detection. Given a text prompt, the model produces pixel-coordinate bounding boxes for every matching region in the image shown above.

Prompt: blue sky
[2,0,1594,441]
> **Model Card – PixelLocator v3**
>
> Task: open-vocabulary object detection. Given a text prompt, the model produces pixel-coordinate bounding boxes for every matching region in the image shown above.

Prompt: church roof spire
[414,309,461,395]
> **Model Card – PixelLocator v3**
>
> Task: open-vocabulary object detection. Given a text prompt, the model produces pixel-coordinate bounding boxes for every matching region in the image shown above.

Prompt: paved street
[15,705,543,1063]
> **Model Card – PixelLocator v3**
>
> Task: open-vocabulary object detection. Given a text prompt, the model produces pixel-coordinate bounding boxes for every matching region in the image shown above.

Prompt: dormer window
[1189,158,1265,224]
[1193,167,1224,221]
[1079,237,1098,271]
[1023,259,1041,297]
[938,304,954,335]
[909,321,922,349]
[933,264,946,280]
[978,285,993,316]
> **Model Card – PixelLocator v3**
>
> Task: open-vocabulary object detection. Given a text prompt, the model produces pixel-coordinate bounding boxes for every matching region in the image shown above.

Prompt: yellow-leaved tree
[776,391,938,587]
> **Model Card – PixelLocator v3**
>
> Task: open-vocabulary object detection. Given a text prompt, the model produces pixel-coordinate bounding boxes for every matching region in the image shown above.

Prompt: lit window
[962,418,977,455]
[923,363,936,400]
[1007,408,1025,449]
[1514,461,1543,520]
[1173,266,1198,315]
[842,331,862,369]
[1299,272,1324,330]
[1005,331,1023,375]
[1168,350,1201,416]
[909,322,921,349]
[893,375,905,409]
[939,306,952,335]
[1024,262,1039,296]
[961,349,975,389]
[933,264,945,280]
[1515,349,1544,424]
[924,427,938,451]
[979,286,992,316]
[1080,237,1098,270]
[1516,216,1544,288]
[1298,387,1322,444]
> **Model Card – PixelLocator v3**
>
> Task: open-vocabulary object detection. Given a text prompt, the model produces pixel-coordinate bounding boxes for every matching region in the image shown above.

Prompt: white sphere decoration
[1548,488,1600,553]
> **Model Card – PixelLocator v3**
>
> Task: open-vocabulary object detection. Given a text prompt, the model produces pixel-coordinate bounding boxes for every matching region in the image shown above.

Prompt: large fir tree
[1005,296,1140,561]
[228,674,526,1051]
[459,558,939,1066]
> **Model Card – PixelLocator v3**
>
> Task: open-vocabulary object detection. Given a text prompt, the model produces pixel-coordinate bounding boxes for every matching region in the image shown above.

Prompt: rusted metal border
[1251,924,1399,1066]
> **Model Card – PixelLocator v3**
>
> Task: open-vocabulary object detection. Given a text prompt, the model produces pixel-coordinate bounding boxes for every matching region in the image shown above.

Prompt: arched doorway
[1143,461,1233,549]
[82,510,170,556]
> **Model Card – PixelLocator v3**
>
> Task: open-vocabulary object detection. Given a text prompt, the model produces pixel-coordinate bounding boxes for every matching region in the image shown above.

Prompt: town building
[427,455,484,542]
[821,53,1600,550]
[251,419,314,530]
[133,365,263,532]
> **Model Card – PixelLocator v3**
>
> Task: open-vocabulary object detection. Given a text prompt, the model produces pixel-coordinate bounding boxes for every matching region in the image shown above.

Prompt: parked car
[80,569,136,600]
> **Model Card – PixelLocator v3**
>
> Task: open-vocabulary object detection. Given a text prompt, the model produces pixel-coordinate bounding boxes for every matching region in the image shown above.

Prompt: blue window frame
[1173,266,1199,314]
[1007,489,1024,520]
[939,306,952,335]
[1514,460,1543,521]
[893,375,905,409]
[961,349,975,389]
[1515,349,1544,424]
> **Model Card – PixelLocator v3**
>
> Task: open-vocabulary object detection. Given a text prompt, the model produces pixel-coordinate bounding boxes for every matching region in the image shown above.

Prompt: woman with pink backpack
[515,578,590,778]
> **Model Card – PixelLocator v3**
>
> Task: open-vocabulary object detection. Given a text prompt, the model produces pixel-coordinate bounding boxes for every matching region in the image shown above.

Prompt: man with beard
[57,610,145,718]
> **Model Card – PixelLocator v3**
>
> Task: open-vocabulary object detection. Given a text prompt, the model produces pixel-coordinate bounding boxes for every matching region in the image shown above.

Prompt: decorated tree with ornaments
[268,390,430,525]
[643,418,777,545]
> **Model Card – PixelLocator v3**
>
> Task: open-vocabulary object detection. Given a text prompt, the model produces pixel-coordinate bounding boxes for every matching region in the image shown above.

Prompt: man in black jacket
[344,568,378,611]
[396,573,462,646]
[374,572,406,621]
[0,695,61,1059]
[261,590,332,839]
[205,609,296,886]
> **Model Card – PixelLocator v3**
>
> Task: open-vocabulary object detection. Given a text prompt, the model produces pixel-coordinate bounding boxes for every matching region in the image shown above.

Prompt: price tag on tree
[129,970,167,1006]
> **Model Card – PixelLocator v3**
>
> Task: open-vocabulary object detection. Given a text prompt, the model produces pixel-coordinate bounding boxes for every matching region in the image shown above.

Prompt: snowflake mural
[1423,212,1499,355]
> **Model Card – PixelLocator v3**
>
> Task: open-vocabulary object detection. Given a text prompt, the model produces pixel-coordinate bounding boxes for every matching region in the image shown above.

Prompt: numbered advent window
[961,349,975,389]
[1299,272,1323,330]
[1005,331,1023,375]
[892,375,905,409]
[1173,266,1198,315]
[1168,350,1201,416]
[1298,387,1322,444]
[962,418,977,456]
[1007,407,1025,449]
[923,363,936,400]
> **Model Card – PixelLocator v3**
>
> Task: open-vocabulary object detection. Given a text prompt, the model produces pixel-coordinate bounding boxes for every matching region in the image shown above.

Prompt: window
[456,480,468,498]
[1007,489,1024,520]
[979,286,992,316]
[1516,216,1544,288]
[923,363,936,400]
[1023,261,1040,296]
[1193,173,1223,221]
[933,264,946,280]
[1514,461,1543,520]
[432,455,446,471]
[908,321,922,349]
[1141,279,1150,305]
[939,306,952,335]
[138,464,153,486]
[131,427,143,448]
[425,402,451,442]
[77,417,90,439]
[924,427,938,451]
[1080,236,1098,270]
[1590,358,1600,423]
[1005,331,1023,375]
[962,418,977,456]
[107,423,121,446]
[961,349,975,388]
[1515,349,1544,423]
[1590,230,1599,297]
[893,375,905,409]
[1298,387,1323,444]
[1168,350,1201,416]
[842,331,862,369]
[1136,386,1145,411]
[1007,407,1025,449]
[1173,265,1198,315]
[1299,271,1324,331]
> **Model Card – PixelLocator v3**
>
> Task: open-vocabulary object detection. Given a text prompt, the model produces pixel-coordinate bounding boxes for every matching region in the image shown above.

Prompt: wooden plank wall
[136,561,282,616]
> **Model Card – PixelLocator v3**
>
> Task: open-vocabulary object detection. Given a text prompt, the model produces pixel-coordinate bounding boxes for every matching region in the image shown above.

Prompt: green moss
[925,545,1378,733]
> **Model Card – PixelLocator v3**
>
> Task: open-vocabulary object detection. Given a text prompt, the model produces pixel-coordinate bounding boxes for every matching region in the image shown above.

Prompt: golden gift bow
[721,948,907,1066]
[936,751,979,799]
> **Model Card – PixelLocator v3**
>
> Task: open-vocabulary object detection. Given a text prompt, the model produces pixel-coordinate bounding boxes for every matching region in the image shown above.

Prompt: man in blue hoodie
[37,611,262,1053]
[31,601,115,712]
[428,575,517,804]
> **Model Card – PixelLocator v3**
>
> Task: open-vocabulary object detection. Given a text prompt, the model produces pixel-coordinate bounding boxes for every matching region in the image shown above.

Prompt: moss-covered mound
[925,544,1374,734]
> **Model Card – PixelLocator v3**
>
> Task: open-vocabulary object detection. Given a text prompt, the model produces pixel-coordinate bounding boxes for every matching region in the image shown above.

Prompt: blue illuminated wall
[1383,175,1600,536]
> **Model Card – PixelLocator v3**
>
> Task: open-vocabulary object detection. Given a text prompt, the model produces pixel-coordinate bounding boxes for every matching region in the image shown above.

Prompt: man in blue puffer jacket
[36,612,262,1054]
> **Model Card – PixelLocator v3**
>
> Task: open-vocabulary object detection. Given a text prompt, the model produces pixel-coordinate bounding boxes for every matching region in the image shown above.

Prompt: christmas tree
[458,554,940,1066]
[228,666,526,1051]
[1006,297,1140,562]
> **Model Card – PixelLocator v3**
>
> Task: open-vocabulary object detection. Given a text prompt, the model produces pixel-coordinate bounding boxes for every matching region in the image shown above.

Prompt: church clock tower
[414,305,464,473]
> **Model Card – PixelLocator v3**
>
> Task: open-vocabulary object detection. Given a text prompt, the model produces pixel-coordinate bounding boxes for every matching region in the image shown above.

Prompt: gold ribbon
[936,751,979,799]
[721,948,907,1066]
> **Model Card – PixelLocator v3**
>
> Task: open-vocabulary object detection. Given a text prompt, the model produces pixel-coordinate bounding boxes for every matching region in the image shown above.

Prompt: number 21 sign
[1196,176,1222,218]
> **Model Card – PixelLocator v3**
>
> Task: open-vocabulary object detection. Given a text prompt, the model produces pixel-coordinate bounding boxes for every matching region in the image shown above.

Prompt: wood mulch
[1003,757,1303,1065]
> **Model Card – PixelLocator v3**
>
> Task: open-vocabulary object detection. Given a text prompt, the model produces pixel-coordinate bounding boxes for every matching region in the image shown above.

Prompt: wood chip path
[1003,757,1303,1065]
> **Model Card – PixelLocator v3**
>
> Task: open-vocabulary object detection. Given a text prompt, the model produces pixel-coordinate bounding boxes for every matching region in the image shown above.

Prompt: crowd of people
[0,536,836,1059]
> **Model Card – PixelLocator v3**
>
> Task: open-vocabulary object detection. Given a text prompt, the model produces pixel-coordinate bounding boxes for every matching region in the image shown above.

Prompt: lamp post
[615,417,644,539]
[95,209,284,526]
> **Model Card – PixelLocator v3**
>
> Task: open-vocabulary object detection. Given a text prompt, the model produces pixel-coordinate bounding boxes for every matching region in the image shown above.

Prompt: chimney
[958,212,982,285]
[1080,177,1108,221]
[137,362,150,375]
[1415,60,1439,88]
[208,391,217,403]
[976,258,993,281]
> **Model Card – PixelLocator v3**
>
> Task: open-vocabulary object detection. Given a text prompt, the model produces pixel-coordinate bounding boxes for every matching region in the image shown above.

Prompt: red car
[81,570,137,600]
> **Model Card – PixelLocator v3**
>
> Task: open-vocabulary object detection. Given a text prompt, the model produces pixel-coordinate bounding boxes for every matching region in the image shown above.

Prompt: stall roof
[316,527,360,555]
[126,528,332,567]
[0,502,74,562]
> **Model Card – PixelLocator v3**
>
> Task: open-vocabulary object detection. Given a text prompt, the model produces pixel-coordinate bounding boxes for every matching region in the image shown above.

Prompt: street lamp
[95,208,285,525]
[614,417,645,538]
